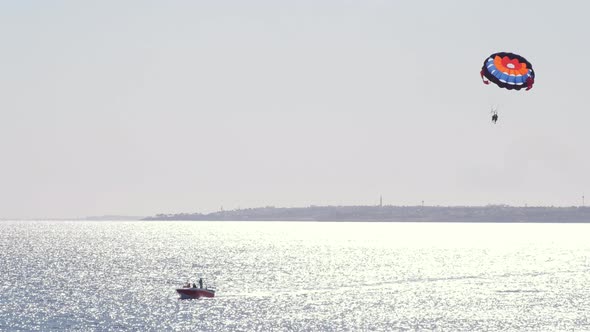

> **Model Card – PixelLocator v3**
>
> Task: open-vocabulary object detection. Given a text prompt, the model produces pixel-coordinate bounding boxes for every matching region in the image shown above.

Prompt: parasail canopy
[480,52,535,91]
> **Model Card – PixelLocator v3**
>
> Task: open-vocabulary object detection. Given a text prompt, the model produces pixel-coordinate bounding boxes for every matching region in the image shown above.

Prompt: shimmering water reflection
[1,221,590,331]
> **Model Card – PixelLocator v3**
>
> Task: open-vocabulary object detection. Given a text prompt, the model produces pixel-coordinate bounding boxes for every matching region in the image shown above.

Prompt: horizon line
[3,203,588,221]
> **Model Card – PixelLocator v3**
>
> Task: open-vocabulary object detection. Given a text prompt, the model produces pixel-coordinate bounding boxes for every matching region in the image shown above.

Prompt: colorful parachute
[480,52,535,91]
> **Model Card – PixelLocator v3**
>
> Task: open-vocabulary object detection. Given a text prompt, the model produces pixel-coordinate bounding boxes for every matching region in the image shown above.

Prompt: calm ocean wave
[1,221,590,331]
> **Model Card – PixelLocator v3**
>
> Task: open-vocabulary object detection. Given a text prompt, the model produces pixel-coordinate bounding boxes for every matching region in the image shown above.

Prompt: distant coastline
[143,205,590,223]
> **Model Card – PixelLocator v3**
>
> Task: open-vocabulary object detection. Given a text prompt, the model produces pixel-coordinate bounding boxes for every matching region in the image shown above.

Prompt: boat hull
[176,288,215,299]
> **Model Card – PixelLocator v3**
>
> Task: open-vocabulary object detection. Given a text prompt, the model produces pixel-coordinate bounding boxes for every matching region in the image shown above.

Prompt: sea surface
[1,221,590,331]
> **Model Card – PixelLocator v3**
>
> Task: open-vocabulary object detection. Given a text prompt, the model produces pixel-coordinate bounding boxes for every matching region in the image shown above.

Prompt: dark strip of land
[144,205,590,222]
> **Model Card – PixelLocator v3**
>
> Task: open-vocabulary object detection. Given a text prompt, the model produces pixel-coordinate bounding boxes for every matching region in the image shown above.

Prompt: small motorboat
[176,280,215,299]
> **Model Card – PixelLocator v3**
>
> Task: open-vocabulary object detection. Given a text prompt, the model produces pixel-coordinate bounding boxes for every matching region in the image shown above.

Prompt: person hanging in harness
[490,106,499,124]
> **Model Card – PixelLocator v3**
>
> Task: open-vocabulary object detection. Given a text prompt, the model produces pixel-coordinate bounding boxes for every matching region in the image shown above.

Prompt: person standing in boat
[199,278,203,289]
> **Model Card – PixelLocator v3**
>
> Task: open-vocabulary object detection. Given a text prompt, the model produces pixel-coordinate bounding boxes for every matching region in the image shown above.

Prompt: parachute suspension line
[480,70,490,85]
[490,105,498,115]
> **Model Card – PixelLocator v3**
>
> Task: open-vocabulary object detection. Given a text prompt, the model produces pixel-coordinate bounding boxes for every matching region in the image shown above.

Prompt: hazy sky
[1,1,589,218]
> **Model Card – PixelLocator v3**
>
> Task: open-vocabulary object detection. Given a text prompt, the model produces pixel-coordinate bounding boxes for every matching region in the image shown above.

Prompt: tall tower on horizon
[379,195,382,207]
